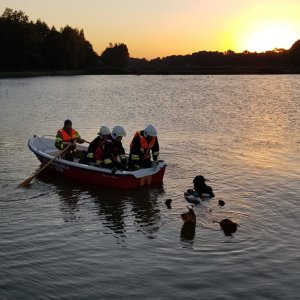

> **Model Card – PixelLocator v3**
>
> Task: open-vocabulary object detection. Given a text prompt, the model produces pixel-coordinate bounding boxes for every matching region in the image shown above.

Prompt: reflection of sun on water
[236,92,289,170]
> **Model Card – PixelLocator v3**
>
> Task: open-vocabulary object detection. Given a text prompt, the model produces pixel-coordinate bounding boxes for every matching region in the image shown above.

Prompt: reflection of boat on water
[38,173,164,238]
[28,135,167,189]
[92,185,164,238]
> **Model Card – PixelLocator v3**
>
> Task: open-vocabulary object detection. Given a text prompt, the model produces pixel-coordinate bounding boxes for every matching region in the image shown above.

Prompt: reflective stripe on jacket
[102,137,126,166]
[87,136,104,160]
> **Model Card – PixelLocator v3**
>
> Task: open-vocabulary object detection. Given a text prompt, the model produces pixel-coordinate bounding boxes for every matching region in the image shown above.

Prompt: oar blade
[19,175,35,187]
[19,143,72,188]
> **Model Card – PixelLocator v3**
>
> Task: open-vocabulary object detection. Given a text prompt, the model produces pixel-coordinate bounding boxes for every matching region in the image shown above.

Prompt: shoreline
[1,66,300,78]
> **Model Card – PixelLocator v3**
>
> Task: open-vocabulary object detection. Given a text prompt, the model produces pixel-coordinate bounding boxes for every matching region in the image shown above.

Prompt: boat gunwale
[28,136,166,179]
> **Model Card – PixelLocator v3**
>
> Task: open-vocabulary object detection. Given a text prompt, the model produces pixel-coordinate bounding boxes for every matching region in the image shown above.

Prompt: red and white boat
[28,135,167,189]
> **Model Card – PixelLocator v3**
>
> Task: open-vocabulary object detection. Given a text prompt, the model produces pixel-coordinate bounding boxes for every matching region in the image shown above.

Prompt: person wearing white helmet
[128,125,159,170]
[79,126,111,165]
[101,126,127,172]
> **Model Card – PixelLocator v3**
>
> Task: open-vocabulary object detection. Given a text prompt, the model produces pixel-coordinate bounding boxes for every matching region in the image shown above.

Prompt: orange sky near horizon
[1,0,300,59]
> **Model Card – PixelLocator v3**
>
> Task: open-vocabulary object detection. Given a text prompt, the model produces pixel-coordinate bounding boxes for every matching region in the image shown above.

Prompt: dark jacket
[87,136,103,159]
[102,135,126,168]
[193,176,215,197]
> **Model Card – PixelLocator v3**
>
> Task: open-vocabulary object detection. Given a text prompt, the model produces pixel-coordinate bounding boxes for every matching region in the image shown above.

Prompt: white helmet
[145,125,157,137]
[112,126,126,139]
[98,126,111,136]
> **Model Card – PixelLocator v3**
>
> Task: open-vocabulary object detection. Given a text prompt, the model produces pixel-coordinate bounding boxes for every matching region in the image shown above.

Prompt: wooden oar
[19,144,73,187]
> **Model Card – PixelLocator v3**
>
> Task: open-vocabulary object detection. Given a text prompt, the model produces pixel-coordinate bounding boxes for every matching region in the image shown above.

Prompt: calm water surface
[0,75,299,300]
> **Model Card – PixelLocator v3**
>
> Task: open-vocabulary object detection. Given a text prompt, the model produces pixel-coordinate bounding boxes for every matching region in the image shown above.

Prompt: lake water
[0,75,299,300]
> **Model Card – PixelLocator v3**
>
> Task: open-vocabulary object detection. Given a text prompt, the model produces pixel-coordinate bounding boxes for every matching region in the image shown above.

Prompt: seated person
[101,126,127,172]
[80,126,111,165]
[55,119,85,161]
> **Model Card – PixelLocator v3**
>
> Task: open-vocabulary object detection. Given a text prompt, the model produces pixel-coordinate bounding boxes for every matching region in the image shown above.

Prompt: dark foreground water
[0,75,299,299]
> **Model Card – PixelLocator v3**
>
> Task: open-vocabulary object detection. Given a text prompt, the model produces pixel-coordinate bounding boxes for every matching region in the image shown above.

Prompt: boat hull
[28,136,166,189]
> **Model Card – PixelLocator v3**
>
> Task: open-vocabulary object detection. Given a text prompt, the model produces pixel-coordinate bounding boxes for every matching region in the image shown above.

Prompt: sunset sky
[1,0,300,59]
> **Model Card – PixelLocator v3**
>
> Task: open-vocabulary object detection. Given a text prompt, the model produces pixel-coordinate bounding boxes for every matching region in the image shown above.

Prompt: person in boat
[80,126,111,165]
[101,126,127,173]
[193,175,215,198]
[128,125,159,170]
[55,119,86,161]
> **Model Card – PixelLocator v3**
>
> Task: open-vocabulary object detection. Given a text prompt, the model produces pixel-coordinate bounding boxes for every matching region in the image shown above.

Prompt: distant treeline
[1,8,300,75]
[129,44,300,74]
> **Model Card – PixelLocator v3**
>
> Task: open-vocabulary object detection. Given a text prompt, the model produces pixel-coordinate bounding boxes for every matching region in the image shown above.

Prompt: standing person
[101,126,127,172]
[55,119,86,161]
[128,125,159,170]
[83,126,111,164]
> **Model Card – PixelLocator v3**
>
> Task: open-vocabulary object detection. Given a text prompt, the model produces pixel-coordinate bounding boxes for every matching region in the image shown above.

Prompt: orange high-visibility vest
[59,128,78,142]
[139,134,156,149]
[131,132,156,159]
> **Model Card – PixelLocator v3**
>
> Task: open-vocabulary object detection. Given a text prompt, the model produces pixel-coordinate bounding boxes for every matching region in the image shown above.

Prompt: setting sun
[1,0,300,58]
[243,24,299,52]
[230,0,300,55]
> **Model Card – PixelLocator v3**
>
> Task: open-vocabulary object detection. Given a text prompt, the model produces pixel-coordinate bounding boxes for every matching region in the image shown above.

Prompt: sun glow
[236,21,300,53]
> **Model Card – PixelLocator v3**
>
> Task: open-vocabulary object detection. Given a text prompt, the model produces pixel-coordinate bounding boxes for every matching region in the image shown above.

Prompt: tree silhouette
[101,43,129,68]
[0,8,98,71]
[43,26,65,69]
[289,40,300,66]
[0,8,31,70]
[0,7,299,74]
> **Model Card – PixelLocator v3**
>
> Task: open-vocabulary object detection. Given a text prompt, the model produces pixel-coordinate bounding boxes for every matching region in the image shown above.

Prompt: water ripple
[1,75,300,299]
